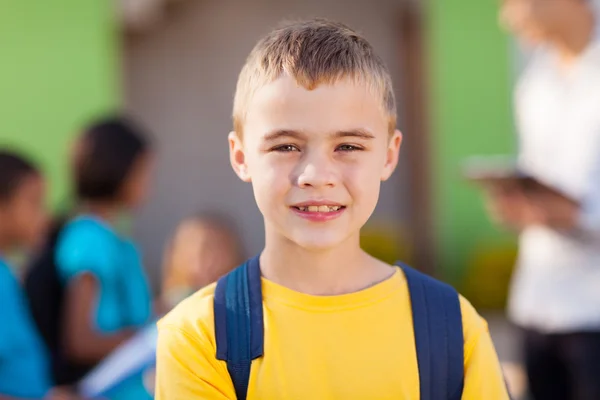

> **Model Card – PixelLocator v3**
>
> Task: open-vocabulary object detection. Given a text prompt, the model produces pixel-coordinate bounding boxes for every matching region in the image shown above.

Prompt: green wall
[427,0,518,304]
[0,0,120,208]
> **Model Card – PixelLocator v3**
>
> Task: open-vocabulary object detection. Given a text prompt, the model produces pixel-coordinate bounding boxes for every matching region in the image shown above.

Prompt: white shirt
[509,29,600,333]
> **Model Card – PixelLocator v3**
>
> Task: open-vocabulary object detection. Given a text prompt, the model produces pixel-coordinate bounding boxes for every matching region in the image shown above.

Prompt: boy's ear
[228,131,251,182]
[381,129,403,181]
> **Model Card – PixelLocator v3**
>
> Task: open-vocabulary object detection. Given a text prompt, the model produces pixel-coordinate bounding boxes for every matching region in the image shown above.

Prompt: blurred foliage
[360,223,411,266]
[460,241,518,310]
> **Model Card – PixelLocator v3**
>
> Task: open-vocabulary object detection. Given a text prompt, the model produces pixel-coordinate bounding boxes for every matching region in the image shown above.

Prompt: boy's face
[229,76,402,250]
[0,174,47,250]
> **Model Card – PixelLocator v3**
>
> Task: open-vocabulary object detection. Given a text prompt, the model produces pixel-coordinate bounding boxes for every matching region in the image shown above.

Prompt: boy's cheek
[253,180,284,209]
[255,165,292,190]
[354,180,382,209]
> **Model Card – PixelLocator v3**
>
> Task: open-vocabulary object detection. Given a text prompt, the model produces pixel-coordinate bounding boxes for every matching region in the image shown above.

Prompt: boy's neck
[260,230,394,296]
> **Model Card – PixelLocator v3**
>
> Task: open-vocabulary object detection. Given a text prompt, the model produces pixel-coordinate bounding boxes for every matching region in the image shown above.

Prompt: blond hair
[233,18,397,136]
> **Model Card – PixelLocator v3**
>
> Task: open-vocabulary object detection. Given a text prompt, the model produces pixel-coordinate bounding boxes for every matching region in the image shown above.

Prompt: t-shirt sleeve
[55,225,107,283]
[155,324,235,400]
[460,296,512,400]
[155,288,236,400]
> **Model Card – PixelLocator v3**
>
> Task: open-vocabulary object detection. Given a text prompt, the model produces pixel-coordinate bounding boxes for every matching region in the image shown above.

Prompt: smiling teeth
[297,205,342,212]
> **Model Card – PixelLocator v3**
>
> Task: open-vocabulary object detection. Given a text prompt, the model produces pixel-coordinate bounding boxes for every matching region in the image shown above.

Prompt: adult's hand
[483,182,544,230]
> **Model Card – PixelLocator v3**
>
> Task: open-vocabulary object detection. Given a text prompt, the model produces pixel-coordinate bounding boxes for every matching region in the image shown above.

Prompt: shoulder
[400,266,488,355]
[158,282,218,347]
[155,282,236,399]
[516,46,554,85]
[55,217,117,278]
[0,260,13,282]
[399,265,487,343]
[0,262,18,301]
[57,217,115,250]
[458,295,490,359]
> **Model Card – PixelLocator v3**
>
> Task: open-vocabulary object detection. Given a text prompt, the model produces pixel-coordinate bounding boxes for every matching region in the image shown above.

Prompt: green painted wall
[427,0,518,305]
[0,0,120,208]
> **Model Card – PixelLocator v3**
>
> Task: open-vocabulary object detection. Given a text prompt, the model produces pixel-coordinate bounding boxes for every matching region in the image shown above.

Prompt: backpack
[24,216,95,385]
[213,255,464,400]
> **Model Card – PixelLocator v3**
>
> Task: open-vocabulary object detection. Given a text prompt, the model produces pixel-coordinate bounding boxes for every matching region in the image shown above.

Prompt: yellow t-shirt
[155,269,510,399]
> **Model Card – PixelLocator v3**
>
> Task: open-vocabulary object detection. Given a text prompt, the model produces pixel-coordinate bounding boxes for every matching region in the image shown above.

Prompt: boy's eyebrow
[332,129,376,140]
[262,130,305,141]
[262,129,376,141]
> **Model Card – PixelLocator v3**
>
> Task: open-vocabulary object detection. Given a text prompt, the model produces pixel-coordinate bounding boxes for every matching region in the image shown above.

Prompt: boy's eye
[272,144,300,152]
[336,144,363,152]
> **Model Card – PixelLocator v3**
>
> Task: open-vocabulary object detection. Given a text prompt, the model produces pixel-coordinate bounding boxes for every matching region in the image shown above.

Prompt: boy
[156,19,510,399]
[0,151,75,400]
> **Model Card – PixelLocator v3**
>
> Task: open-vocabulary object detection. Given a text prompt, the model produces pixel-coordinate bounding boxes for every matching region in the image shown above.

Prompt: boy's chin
[287,232,350,252]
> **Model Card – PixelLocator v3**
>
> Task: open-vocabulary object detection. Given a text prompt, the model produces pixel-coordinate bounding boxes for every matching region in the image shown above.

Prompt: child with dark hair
[53,116,155,399]
[0,150,76,400]
[71,117,153,203]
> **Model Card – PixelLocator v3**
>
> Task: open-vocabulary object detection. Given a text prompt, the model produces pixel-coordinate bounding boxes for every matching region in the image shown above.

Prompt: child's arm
[61,273,134,363]
[460,297,512,399]
[155,324,235,400]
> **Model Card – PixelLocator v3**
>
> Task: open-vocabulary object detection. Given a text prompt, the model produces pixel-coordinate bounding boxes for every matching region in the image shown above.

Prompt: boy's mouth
[292,205,345,213]
[290,202,346,222]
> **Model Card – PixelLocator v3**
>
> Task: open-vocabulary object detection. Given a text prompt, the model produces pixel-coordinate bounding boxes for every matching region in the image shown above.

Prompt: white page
[77,323,158,398]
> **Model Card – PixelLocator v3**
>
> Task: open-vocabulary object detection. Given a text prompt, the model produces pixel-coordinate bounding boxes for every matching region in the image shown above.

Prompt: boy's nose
[296,159,336,189]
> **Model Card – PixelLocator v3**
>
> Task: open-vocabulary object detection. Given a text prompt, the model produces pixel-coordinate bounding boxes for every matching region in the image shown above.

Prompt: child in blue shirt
[54,117,155,400]
[0,150,74,400]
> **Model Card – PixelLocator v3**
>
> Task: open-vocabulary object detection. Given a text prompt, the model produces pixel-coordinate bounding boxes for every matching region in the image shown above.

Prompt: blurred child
[160,212,244,310]
[0,150,76,400]
[54,116,154,399]
[139,213,243,397]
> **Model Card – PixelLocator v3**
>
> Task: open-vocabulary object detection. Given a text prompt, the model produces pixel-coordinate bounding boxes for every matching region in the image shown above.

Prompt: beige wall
[124,0,410,285]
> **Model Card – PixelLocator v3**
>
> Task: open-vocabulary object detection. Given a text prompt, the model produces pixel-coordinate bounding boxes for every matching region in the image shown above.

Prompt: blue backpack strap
[399,263,464,400]
[214,255,264,400]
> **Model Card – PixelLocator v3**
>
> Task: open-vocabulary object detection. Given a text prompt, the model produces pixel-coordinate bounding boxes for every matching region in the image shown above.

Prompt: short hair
[233,18,397,136]
[0,150,39,202]
[73,116,151,201]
